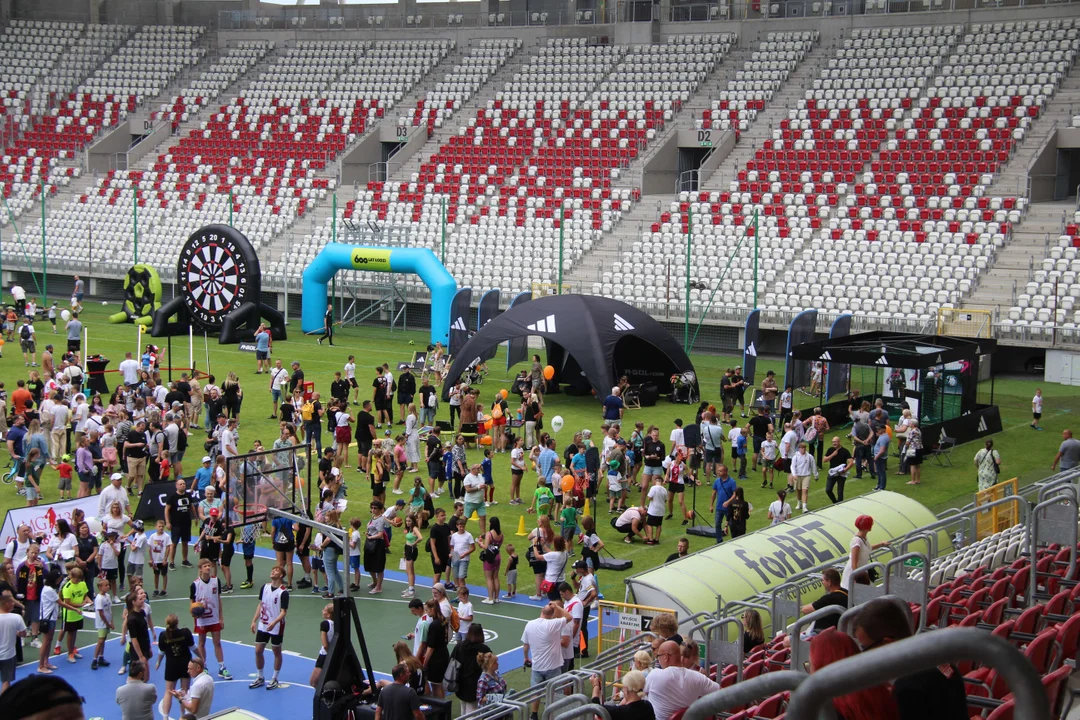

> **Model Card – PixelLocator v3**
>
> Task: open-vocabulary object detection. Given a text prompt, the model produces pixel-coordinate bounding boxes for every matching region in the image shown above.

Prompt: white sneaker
[489,500,498,506]
[30,637,42,649]
[484,502,491,508]
[392,489,404,495]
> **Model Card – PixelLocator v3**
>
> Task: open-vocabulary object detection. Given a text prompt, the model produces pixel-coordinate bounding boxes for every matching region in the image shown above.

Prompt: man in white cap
[195,456,214,494]
[99,471,131,518]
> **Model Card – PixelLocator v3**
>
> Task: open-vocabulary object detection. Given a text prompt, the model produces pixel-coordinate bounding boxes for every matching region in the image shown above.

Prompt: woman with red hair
[808,628,899,720]
[840,515,888,591]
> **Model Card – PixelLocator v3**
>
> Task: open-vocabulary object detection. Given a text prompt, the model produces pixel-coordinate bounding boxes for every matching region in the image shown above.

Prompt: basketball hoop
[236,503,268,525]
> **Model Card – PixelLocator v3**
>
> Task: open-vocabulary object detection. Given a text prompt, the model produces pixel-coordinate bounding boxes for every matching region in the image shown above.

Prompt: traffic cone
[516,516,528,536]
[583,498,591,518]
[467,509,480,523]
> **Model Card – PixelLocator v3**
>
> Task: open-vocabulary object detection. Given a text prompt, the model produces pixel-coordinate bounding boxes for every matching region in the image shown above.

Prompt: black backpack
[19,324,30,340]
[176,426,188,452]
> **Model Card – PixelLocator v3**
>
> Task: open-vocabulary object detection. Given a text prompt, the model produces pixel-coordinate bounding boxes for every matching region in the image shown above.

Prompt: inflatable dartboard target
[177,224,260,330]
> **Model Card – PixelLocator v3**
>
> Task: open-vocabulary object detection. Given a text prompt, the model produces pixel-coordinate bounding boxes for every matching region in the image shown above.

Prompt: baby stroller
[464,357,488,386]
[669,371,700,404]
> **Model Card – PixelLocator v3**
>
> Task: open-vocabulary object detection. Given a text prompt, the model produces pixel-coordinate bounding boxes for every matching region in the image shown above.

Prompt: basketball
[190,601,207,618]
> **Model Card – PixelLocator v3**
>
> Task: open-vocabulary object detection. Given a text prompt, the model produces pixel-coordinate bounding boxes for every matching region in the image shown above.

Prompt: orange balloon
[543,365,555,380]
[500,389,509,399]
[885,425,894,439]
[561,475,575,493]
[484,419,493,430]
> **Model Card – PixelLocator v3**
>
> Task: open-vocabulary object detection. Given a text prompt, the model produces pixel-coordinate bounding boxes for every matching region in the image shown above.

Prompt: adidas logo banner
[526,314,557,334]
[451,317,467,331]
[746,342,758,357]
[613,314,634,332]
[977,416,988,433]
[818,351,832,361]
[875,355,889,366]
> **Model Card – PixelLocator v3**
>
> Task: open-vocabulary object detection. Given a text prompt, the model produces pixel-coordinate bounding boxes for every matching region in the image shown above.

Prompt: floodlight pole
[40,180,47,304]
[684,207,692,350]
[753,210,759,310]
[133,187,138,265]
[229,186,234,227]
[558,209,564,294]
[441,197,447,264]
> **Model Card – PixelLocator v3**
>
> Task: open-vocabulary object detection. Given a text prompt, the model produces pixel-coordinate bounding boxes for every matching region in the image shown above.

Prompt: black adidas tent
[441,295,697,400]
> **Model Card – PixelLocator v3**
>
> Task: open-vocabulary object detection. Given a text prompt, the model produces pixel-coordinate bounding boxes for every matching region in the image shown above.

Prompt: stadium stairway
[624,38,750,173]
[957,67,1080,316]
[562,193,670,289]
[962,200,1074,314]
[985,70,1080,200]
[387,41,542,186]
[700,40,834,191]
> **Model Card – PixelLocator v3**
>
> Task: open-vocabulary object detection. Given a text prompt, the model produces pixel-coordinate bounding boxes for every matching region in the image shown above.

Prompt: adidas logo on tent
[875,355,889,365]
[614,314,634,332]
[818,351,832,361]
[451,317,467,331]
[746,342,758,357]
[978,416,988,433]
[527,314,557,333]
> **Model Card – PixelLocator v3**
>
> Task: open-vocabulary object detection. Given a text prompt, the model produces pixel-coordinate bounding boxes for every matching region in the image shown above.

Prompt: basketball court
[22,545,596,720]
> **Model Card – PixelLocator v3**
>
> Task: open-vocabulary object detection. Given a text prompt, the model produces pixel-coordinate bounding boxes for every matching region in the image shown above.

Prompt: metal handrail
[788,605,846,675]
[1028,484,1079,607]
[785,629,1048,720]
[553,703,611,720]
[684,670,808,720]
[541,694,591,720]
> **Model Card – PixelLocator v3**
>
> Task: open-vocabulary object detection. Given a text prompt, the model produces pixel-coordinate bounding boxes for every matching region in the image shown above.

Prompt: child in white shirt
[455,586,473,643]
[99,531,121,602]
[92,578,113,669]
[147,520,173,597]
[606,459,626,513]
[312,532,326,593]
[760,432,778,490]
[645,477,668,544]
[348,518,362,590]
[126,521,147,580]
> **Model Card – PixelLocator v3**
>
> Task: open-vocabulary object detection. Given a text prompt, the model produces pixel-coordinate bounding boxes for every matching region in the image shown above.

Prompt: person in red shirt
[10,379,32,415]
[56,455,74,501]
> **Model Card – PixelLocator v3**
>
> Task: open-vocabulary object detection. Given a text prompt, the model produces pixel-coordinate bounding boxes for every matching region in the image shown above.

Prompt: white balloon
[85,517,103,535]
[60,309,71,321]
[551,415,564,433]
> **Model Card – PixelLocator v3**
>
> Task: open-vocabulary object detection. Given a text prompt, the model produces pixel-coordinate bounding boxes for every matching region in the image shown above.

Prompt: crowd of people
[0,290,1063,720]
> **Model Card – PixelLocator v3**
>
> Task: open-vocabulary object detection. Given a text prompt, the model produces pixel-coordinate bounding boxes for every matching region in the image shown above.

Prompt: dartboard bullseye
[176,225,261,330]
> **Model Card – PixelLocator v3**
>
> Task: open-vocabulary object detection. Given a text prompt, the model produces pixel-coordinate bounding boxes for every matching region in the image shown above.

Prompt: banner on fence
[1,495,102,549]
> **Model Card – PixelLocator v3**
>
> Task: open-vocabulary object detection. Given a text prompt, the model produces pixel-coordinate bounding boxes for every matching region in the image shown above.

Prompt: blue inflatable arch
[301,244,457,344]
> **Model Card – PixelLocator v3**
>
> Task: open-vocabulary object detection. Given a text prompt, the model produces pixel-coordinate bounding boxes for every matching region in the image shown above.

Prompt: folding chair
[929,435,956,466]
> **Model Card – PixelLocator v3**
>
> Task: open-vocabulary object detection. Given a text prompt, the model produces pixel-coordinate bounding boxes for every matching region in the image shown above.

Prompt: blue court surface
[24,545,598,720]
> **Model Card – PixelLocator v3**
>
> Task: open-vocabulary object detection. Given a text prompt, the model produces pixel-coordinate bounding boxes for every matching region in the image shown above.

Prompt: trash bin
[86,354,110,396]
